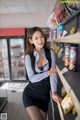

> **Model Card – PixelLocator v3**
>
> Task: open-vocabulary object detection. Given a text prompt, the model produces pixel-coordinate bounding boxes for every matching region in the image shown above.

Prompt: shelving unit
[56,33,80,44]
[48,32,80,119]
[47,33,80,44]
[56,57,80,115]
[47,4,80,120]
[50,74,76,120]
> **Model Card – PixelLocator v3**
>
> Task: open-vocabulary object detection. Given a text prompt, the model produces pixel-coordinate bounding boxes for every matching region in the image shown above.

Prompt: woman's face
[29,31,45,51]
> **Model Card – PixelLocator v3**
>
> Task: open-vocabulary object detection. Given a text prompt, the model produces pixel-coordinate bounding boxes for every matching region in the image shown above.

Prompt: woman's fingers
[52,93,62,104]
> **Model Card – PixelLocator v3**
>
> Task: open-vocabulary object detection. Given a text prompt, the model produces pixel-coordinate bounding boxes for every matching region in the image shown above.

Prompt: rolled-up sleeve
[50,50,58,92]
[25,55,48,83]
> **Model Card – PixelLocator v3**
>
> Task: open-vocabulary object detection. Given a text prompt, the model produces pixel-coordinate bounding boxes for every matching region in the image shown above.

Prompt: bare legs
[26,106,47,120]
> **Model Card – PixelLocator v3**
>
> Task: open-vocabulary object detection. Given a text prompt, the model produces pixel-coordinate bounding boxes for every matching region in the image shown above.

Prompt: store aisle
[2,90,30,120]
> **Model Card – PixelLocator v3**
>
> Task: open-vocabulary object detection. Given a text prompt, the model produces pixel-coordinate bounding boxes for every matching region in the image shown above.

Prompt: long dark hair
[25,27,49,55]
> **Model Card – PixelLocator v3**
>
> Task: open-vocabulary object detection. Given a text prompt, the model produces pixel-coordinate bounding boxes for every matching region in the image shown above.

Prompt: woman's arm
[49,49,57,92]
[50,50,62,104]
[25,54,49,83]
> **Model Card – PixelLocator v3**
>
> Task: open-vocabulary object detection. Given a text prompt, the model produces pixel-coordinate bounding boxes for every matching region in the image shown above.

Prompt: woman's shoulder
[50,48,55,56]
[25,54,31,60]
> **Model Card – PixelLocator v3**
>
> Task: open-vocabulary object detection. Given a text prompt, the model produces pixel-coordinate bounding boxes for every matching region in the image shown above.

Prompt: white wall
[0,13,50,28]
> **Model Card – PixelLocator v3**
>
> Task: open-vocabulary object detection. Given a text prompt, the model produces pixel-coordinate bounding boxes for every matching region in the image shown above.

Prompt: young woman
[22,27,62,120]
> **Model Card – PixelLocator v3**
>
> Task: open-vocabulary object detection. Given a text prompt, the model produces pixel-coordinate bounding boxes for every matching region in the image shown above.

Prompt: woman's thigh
[40,109,47,120]
[26,106,44,120]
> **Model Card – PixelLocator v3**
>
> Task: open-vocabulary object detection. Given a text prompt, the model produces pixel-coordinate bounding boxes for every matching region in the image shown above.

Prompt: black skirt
[22,81,50,113]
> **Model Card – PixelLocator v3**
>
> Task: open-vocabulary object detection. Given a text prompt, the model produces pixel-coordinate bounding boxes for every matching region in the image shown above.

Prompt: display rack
[56,58,80,115]
[56,33,80,44]
[47,33,80,44]
[47,31,80,119]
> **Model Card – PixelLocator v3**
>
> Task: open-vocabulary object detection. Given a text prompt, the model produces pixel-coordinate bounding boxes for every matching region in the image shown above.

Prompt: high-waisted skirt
[22,83,50,113]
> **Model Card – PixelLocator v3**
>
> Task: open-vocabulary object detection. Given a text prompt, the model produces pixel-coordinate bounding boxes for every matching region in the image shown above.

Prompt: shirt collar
[33,48,44,57]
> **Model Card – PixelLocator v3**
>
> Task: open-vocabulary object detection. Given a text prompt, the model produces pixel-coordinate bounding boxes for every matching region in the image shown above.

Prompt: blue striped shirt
[25,48,57,92]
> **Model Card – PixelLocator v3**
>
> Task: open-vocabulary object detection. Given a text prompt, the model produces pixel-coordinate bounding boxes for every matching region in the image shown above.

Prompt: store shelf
[55,33,80,44]
[49,76,76,120]
[47,38,55,42]
[56,57,80,115]
[47,33,80,44]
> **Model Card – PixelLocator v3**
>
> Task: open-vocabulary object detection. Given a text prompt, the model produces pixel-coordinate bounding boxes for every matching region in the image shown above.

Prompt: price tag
[61,67,68,74]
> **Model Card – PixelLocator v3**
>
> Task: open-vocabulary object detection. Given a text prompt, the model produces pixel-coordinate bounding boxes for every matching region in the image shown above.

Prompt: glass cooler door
[0,39,10,81]
[9,38,26,80]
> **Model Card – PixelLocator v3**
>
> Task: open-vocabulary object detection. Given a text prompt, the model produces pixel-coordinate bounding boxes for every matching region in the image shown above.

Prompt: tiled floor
[2,90,30,120]
[1,90,50,120]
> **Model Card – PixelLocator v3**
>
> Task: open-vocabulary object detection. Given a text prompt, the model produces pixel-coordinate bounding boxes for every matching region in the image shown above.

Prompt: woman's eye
[41,36,44,38]
[35,37,38,40]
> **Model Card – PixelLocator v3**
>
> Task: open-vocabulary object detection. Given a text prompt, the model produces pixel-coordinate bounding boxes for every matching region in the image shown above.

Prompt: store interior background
[0,0,80,120]
[0,0,57,120]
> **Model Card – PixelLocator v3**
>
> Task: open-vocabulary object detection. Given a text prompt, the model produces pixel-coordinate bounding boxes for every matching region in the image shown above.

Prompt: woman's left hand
[52,92,62,104]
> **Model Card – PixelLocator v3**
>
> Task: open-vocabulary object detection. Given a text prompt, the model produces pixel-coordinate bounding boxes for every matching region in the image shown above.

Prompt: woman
[23,27,62,120]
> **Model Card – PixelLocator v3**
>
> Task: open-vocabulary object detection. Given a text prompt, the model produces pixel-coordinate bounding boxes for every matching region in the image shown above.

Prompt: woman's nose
[38,38,42,43]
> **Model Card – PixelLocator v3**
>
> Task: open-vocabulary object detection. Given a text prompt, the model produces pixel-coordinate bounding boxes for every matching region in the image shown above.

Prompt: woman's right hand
[48,67,57,76]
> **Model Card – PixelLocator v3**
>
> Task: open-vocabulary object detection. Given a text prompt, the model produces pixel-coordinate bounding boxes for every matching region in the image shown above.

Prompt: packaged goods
[61,93,74,114]
[49,29,53,39]
[53,29,57,39]
[59,23,64,37]
[70,26,77,34]
[55,45,61,54]
[51,44,57,51]
[64,45,70,67]
[75,115,80,120]
[69,46,78,71]
[61,86,66,97]
[72,107,77,115]
[58,44,64,58]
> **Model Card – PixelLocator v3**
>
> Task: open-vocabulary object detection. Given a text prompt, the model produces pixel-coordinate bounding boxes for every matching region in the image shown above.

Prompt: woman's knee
[26,106,44,120]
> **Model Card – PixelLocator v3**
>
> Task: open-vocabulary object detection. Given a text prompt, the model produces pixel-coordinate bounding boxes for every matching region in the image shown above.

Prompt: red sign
[0,28,25,37]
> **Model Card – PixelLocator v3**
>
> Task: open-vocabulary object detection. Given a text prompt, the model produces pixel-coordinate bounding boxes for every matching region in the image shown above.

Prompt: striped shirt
[25,48,57,92]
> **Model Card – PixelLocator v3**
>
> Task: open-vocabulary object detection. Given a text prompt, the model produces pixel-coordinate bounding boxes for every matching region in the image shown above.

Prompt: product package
[69,46,78,71]
[61,93,74,114]
[64,45,70,67]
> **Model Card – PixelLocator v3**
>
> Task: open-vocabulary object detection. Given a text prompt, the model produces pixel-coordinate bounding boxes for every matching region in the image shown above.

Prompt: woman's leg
[40,109,47,120]
[26,106,44,120]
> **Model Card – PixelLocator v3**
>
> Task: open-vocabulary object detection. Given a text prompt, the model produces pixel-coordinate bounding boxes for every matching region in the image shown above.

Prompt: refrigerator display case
[0,39,10,81]
[9,38,26,80]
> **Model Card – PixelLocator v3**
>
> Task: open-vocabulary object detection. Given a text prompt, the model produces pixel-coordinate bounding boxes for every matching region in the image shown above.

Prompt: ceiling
[0,0,57,28]
[0,0,56,14]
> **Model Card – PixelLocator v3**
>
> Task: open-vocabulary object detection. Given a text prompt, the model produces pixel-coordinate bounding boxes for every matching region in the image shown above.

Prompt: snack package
[64,45,70,67]
[61,93,74,114]
[69,46,78,71]
[58,44,64,58]
[55,45,61,54]
[51,44,57,51]
[61,86,67,97]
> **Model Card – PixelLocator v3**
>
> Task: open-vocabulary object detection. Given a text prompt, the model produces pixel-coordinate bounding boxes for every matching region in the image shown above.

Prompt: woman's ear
[29,39,33,44]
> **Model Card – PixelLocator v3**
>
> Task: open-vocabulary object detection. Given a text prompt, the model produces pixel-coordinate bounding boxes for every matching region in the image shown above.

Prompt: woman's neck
[35,48,42,54]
